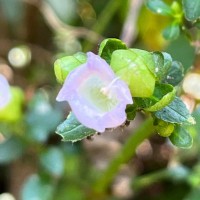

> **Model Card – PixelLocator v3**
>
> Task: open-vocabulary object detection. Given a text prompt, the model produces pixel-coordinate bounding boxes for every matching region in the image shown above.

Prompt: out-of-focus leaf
[0,137,24,164]
[45,0,77,23]
[195,21,200,29]
[54,52,86,84]
[170,126,193,149]
[40,147,64,177]
[0,87,24,122]
[192,107,200,134]
[56,112,95,142]
[0,0,24,24]
[184,188,200,200]
[155,97,195,124]
[26,92,62,142]
[182,0,200,22]
[146,0,173,16]
[163,23,180,40]
[166,35,195,71]
[21,174,54,200]
[134,83,176,112]
[54,185,85,200]
[138,7,169,50]
[110,49,156,97]
[163,61,184,86]
[98,38,127,64]
[168,165,190,181]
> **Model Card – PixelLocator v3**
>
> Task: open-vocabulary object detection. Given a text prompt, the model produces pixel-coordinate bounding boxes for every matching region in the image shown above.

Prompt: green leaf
[146,0,174,16]
[0,137,24,164]
[110,49,156,97]
[40,147,64,177]
[169,126,193,149]
[152,52,172,81]
[134,83,176,112]
[162,52,173,67]
[183,0,200,21]
[126,103,137,120]
[21,174,54,200]
[155,97,195,124]
[152,51,164,79]
[98,38,127,64]
[163,23,180,40]
[56,112,95,142]
[163,61,184,86]
[54,52,86,84]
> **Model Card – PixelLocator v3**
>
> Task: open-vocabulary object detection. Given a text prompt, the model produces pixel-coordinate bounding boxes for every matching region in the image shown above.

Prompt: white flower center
[78,75,119,113]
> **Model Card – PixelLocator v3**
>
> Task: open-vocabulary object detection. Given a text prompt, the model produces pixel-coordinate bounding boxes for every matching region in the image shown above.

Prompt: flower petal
[56,52,133,132]
[0,74,11,109]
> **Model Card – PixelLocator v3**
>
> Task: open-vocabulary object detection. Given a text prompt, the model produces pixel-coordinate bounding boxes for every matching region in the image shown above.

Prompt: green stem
[83,0,124,51]
[93,117,154,194]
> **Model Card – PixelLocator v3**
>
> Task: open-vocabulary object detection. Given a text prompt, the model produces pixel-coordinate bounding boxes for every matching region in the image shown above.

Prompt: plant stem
[132,169,169,190]
[93,117,154,194]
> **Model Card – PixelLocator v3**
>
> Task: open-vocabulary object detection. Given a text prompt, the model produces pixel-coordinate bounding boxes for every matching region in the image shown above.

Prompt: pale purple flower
[56,52,133,132]
[0,74,11,109]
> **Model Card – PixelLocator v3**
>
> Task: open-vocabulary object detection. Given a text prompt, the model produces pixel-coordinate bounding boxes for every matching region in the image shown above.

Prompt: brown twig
[22,0,101,43]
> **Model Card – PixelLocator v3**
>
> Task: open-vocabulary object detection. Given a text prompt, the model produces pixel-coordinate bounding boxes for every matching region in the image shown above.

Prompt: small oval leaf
[163,61,184,86]
[163,23,180,40]
[183,0,200,22]
[56,112,95,142]
[98,38,127,64]
[21,174,54,200]
[39,147,64,177]
[146,0,174,16]
[169,126,193,149]
[155,97,195,124]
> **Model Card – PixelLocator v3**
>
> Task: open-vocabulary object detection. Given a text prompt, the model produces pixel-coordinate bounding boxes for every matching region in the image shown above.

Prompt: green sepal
[110,49,156,97]
[169,126,193,149]
[154,97,195,124]
[155,119,175,137]
[134,83,176,112]
[54,52,87,84]
[56,112,95,142]
[98,38,127,64]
